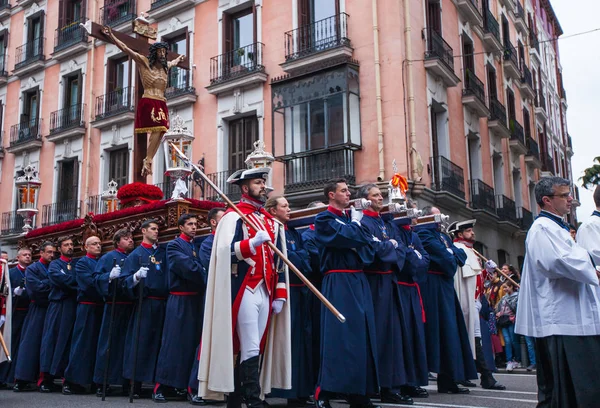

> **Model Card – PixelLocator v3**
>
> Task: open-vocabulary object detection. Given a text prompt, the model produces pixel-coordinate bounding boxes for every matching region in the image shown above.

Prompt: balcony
[0,53,7,85]
[470,179,496,214]
[47,104,86,143]
[513,1,527,33]
[424,29,460,87]
[518,65,535,100]
[100,0,136,32]
[281,13,352,75]
[529,31,541,65]
[566,134,574,157]
[455,0,483,27]
[502,43,520,81]
[496,195,518,224]
[206,42,266,96]
[52,19,89,61]
[86,194,121,215]
[482,9,503,53]
[204,169,242,203]
[524,136,542,168]
[509,119,527,155]
[498,0,515,13]
[462,69,489,117]
[16,0,36,7]
[13,37,45,77]
[535,93,548,123]
[488,97,510,138]
[281,146,357,196]
[1,211,27,235]
[0,0,10,20]
[148,0,195,20]
[541,153,555,176]
[92,86,135,129]
[7,118,42,154]
[430,156,466,201]
[166,67,197,109]
[42,199,81,227]
[0,131,4,158]
[517,207,533,230]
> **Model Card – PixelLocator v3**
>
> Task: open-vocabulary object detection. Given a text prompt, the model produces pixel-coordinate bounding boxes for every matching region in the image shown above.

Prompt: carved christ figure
[103,26,185,177]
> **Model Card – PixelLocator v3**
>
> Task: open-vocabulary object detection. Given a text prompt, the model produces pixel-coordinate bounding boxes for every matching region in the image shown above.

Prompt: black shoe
[482,382,506,390]
[40,383,55,393]
[438,386,470,394]
[152,391,168,403]
[401,386,429,398]
[13,382,37,392]
[188,392,208,405]
[62,384,73,395]
[240,356,264,408]
[457,380,477,387]
[96,385,111,397]
[0,383,7,390]
[315,401,331,408]
[173,388,188,401]
[380,392,414,405]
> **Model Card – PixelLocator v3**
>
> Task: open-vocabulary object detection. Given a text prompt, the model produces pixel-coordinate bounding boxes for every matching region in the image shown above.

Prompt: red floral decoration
[25,219,85,239]
[117,182,164,206]
[92,200,168,223]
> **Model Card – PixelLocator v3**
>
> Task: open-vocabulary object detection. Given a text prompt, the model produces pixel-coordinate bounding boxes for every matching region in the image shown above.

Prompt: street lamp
[15,165,41,234]
[101,180,119,213]
[245,140,275,191]
[162,115,194,200]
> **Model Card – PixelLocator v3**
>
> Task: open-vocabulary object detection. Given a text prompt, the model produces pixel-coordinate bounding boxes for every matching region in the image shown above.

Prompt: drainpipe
[402,0,421,182]
[372,0,385,182]
[84,0,97,212]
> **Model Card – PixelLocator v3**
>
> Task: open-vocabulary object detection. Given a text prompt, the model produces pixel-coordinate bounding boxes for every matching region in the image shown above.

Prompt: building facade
[0,0,575,268]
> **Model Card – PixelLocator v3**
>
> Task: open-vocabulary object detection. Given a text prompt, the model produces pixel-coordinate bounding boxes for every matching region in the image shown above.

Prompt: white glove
[14,286,25,296]
[389,239,398,249]
[134,267,149,283]
[250,230,271,248]
[109,265,121,281]
[485,260,498,273]
[350,206,363,224]
[372,236,381,242]
[272,299,285,315]
[0,315,5,328]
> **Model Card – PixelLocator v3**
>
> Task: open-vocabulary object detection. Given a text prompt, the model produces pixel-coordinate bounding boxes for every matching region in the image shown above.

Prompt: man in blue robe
[121,219,169,399]
[153,214,207,402]
[389,215,430,399]
[188,207,225,405]
[314,178,379,408]
[415,206,477,394]
[63,236,104,394]
[0,248,32,387]
[92,228,134,396]
[356,184,412,405]
[266,196,315,406]
[13,242,55,392]
[39,237,77,392]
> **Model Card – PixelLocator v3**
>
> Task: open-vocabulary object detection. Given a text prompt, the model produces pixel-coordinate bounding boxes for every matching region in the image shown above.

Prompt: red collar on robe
[327,205,345,217]
[179,233,193,243]
[40,259,50,266]
[309,225,315,230]
[17,264,26,271]
[141,241,155,249]
[362,210,380,218]
[115,247,126,254]
[86,253,98,260]
[454,238,475,248]
[59,255,72,263]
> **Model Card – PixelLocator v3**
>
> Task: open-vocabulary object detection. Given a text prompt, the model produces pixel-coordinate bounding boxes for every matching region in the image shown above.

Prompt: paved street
[0,372,537,408]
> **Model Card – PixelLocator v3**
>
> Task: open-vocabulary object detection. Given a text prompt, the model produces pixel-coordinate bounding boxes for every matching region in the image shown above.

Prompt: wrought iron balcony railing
[517,207,533,230]
[515,0,525,20]
[209,42,264,85]
[41,199,81,227]
[470,179,496,213]
[463,69,486,105]
[154,181,175,200]
[166,67,195,99]
[86,194,121,215]
[50,104,85,133]
[489,97,507,127]
[54,19,88,52]
[0,0,10,11]
[536,89,547,111]
[10,118,41,146]
[430,155,466,200]
[425,29,455,72]
[150,0,175,9]
[284,13,350,61]
[526,136,540,160]
[522,64,533,88]
[510,119,525,146]
[204,169,243,202]
[542,153,555,174]
[483,9,501,44]
[567,134,573,149]
[15,37,44,70]
[496,194,518,223]
[1,211,26,235]
[101,0,135,27]
[0,53,7,77]
[503,42,519,69]
[529,31,540,53]
[94,86,134,120]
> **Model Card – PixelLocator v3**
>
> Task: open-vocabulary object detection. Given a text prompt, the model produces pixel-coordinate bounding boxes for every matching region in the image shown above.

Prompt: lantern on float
[161,115,194,200]
[15,165,41,234]
[244,140,275,192]
[101,180,119,213]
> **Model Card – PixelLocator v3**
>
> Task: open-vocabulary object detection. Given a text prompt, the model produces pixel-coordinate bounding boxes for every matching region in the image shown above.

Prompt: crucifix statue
[83,19,189,178]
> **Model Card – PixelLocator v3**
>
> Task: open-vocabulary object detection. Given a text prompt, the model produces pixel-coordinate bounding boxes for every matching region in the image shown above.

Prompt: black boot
[240,356,263,408]
[227,359,243,408]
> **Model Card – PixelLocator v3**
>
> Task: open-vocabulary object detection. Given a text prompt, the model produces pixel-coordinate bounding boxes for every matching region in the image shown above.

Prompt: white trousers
[236,282,270,363]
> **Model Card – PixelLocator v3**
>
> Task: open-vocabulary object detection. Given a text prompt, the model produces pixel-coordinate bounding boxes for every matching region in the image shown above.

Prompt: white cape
[453,242,481,358]
[0,260,12,364]
[577,214,600,266]
[197,211,291,400]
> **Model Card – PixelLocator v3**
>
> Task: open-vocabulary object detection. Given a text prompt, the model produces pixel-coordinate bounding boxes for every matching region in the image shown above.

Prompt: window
[462,35,474,81]
[223,5,256,53]
[506,88,516,120]
[523,108,531,139]
[165,32,189,92]
[57,159,79,203]
[518,40,525,68]
[487,65,497,100]
[106,56,130,109]
[426,0,442,34]
[497,249,509,267]
[21,88,40,132]
[109,147,129,187]
[501,14,510,46]
[59,0,85,27]
[0,30,7,74]
[27,11,44,57]
[228,116,258,171]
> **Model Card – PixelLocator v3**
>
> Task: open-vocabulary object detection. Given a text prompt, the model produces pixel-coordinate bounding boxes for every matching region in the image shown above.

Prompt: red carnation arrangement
[25,218,85,239]
[117,182,164,207]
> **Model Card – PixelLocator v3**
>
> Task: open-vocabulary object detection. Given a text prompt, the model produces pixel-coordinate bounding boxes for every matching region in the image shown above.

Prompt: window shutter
[81,0,87,21]
[222,12,232,53]
[76,70,83,105]
[58,0,65,28]
[252,1,257,44]
[72,159,80,201]
[298,0,309,27]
